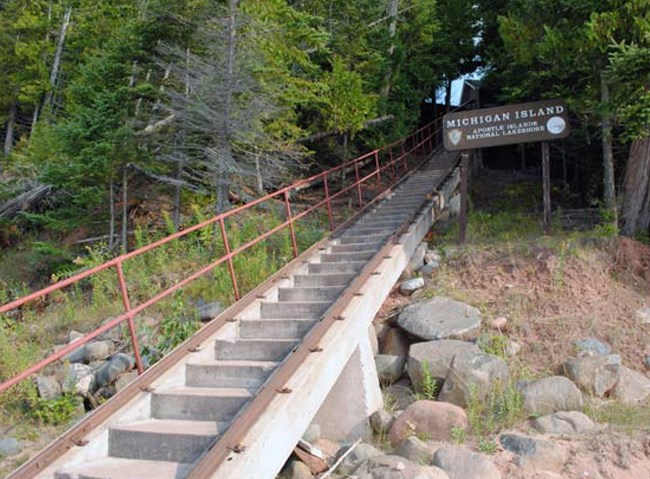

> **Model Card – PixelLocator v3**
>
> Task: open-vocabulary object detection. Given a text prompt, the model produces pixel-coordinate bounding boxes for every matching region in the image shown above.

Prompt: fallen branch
[0,182,54,219]
[318,437,362,479]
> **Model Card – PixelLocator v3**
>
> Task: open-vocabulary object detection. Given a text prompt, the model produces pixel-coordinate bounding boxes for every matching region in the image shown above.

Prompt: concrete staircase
[52,158,453,479]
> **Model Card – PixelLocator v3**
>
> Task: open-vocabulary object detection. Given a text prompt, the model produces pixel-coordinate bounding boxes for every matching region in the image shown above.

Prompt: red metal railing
[0,119,443,395]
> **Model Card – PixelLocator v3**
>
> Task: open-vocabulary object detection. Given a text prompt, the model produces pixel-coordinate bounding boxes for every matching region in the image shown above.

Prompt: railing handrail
[0,119,446,395]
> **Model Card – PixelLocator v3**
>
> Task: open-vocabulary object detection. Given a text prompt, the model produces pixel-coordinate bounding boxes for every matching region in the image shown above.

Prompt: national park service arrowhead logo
[448,129,462,146]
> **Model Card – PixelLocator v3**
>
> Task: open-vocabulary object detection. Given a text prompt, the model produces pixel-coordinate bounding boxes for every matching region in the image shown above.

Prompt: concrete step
[214,339,297,361]
[345,227,394,236]
[308,261,365,275]
[320,251,374,262]
[186,360,277,389]
[357,220,402,228]
[240,319,317,340]
[109,419,220,463]
[330,243,381,254]
[293,273,355,287]
[55,458,192,479]
[338,234,387,245]
[278,286,344,302]
[152,387,252,422]
[260,301,329,319]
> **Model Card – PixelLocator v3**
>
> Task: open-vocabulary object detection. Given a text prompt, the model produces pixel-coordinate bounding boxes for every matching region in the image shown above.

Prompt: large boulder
[437,350,510,408]
[375,355,406,384]
[0,437,22,458]
[36,375,62,400]
[83,340,116,362]
[433,446,501,479]
[354,454,450,479]
[61,363,96,397]
[96,353,135,388]
[611,366,650,404]
[394,436,441,464]
[572,338,611,357]
[340,443,384,472]
[287,460,313,479]
[197,300,225,321]
[400,278,425,295]
[407,340,480,394]
[370,410,397,434]
[397,297,481,341]
[388,400,467,447]
[385,379,417,410]
[499,433,568,473]
[521,376,583,416]
[560,355,622,397]
[530,411,597,435]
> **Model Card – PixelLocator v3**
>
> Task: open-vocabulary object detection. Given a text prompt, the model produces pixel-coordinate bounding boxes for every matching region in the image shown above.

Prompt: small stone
[521,376,583,416]
[370,410,396,434]
[96,353,135,388]
[197,300,225,322]
[375,354,406,383]
[114,371,138,392]
[573,338,612,357]
[94,386,116,401]
[388,400,468,446]
[394,436,439,464]
[397,297,482,341]
[407,340,480,394]
[36,375,62,400]
[560,355,621,397]
[61,363,96,397]
[400,278,425,295]
[499,433,568,472]
[418,262,439,277]
[611,366,650,404]
[433,446,501,479]
[438,351,510,408]
[288,460,313,479]
[424,250,441,264]
[68,331,84,343]
[385,379,417,410]
[489,317,508,330]
[0,437,22,458]
[635,306,650,324]
[408,243,427,272]
[302,424,321,443]
[645,355,650,370]
[530,411,597,435]
[504,340,521,357]
[380,328,410,357]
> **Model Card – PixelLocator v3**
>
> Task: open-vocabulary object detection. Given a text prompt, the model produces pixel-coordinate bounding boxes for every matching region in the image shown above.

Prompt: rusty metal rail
[0,120,439,396]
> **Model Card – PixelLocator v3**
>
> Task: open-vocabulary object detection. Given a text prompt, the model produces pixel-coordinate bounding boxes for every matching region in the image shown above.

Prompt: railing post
[354,161,363,208]
[219,218,241,300]
[115,262,144,374]
[283,190,300,256]
[389,149,396,182]
[323,173,335,231]
[401,143,408,170]
[374,151,381,192]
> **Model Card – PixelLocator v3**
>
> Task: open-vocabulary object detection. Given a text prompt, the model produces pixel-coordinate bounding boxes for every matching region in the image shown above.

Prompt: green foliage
[416,362,440,400]
[477,333,509,359]
[451,425,467,445]
[29,394,82,426]
[466,380,525,438]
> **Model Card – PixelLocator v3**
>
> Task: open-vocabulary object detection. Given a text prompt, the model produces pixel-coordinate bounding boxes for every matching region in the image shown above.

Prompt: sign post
[542,142,551,234]
[443,99,570,242]
[459,151,470,244]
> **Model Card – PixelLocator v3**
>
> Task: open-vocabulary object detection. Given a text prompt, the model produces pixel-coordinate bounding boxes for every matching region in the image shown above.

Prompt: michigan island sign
[442,99,570,151]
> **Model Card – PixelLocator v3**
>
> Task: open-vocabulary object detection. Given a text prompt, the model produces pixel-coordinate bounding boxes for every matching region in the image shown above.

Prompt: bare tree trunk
[621,136,650,236]
[215,0,239,214]
[601,72,618,228]
[380,0,399,98]
[3,102,17,158]
[109,180,116,250]
[121,165,129,253]
[254,152,264,195]
[445,77,452,112]
[43,6,72,115]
